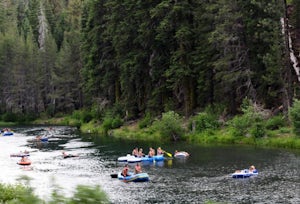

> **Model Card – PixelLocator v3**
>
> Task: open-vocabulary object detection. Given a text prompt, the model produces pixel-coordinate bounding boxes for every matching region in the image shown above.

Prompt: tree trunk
[282,0,293,116]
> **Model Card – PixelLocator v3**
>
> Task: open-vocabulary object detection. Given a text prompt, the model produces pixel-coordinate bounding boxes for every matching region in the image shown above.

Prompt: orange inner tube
[18,161,31,165]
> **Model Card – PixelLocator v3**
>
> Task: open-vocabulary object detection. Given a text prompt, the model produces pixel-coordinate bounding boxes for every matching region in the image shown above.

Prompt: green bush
[111,116,123,128]
[2,112,18,122]
[101,115,123,135]
[152,111,184,141]
[0,183,109,204]
[82,112,93,123]
[265,115,287,130]
[67,185,109,204]
[71,110,93,123]
[102,117,114,133]
[0,183,41,204]
[250,122,266,138]
[188,112,219,133]
[138,112,152,129]
[0,112,37,123]
[289,99,300,137]
[229,115,250,137]
[228,99,265,138]
[278,127,292,134]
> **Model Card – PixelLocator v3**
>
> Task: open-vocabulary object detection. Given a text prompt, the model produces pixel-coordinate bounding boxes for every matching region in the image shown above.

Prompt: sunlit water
[0,126,299,203]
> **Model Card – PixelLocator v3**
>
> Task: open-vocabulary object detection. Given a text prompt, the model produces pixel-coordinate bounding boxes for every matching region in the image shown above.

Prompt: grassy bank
[23,100,300,150]
[0,121,17,127]
[32,109,300,150]
[0,182,109,204]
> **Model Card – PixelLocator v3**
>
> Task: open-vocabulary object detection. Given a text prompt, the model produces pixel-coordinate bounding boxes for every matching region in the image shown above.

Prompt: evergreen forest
[0,0,300,123]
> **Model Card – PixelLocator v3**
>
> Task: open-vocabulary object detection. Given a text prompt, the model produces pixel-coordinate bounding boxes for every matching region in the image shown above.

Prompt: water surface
[0,126,299,203]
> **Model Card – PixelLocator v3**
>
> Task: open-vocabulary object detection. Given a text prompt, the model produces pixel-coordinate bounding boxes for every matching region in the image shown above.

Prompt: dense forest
[0,0,300,122]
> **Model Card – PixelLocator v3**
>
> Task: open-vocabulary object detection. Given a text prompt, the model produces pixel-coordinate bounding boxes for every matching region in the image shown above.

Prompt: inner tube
[174,152,189,158]
[17,161,31,165]
[63,154,78,159]
[40,137,48,142]
[10,153,30,157]
[2,132,14,136]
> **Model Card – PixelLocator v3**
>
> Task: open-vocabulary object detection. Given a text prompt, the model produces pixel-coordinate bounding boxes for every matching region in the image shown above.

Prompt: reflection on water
[0,126,299,203]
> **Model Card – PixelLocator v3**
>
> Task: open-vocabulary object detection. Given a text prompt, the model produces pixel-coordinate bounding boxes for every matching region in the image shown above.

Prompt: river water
[0,126,299,203]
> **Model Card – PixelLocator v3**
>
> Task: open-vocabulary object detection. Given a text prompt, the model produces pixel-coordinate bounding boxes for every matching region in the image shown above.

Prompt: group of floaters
[115,147,190,182]
[4,128,257,179]
[116,163,150,182]
[7,129,79,169]
[117,147,190,163]
[131,147,190,158]
[10,149,79,168]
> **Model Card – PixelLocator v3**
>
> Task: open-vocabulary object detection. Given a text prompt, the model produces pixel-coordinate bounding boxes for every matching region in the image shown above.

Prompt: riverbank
[31,114,300,150]
[4,101,299,150]
[0,121,17,126]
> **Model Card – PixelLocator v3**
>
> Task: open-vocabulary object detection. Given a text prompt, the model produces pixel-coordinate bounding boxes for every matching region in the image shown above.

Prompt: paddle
[163,150,172,157]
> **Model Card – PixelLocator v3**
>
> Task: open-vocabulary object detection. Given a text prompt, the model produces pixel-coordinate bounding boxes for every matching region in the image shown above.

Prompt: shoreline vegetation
[29,100,300,150]
[0,182,109,204]
[1,101,300,150]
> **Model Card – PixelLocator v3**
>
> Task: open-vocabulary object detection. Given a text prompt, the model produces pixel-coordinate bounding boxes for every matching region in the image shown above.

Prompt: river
[0,126,299,203]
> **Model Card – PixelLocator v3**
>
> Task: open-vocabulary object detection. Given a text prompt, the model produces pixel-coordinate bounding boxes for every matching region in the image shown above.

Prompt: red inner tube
[18,161,31,165]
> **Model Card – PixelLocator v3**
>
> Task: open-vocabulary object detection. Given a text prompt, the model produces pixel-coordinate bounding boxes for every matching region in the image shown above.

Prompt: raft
[118,154,142,162]
[2,131,14,136]
[118,172,149,182]
[127,156,142,163]
[231,169,258,178]
[153,155,164,161]
[63,154,79,159]
[141,154,164,162]
[140,154,164,162]
[118,154,133,162]
[27,137,48,142]
[40,137,48,142]
[118,154,164,162]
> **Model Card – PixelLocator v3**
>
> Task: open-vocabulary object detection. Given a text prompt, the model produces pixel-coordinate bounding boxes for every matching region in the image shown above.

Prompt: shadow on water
[0,126,299,203]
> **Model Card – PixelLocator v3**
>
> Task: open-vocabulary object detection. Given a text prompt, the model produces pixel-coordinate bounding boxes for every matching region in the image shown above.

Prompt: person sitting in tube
[138,148,144,157]
[62,151,78,158]
[122,164,129,177]
[20,156,29,162]
[157,147,164,155]
[148,147,155,157]
[132,147,139,157]
[134,163,142,174]
[249,165,256,172]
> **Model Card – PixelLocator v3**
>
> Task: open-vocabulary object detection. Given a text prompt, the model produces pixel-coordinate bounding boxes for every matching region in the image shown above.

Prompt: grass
[0,121,16,126]
[0,183,109,204]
